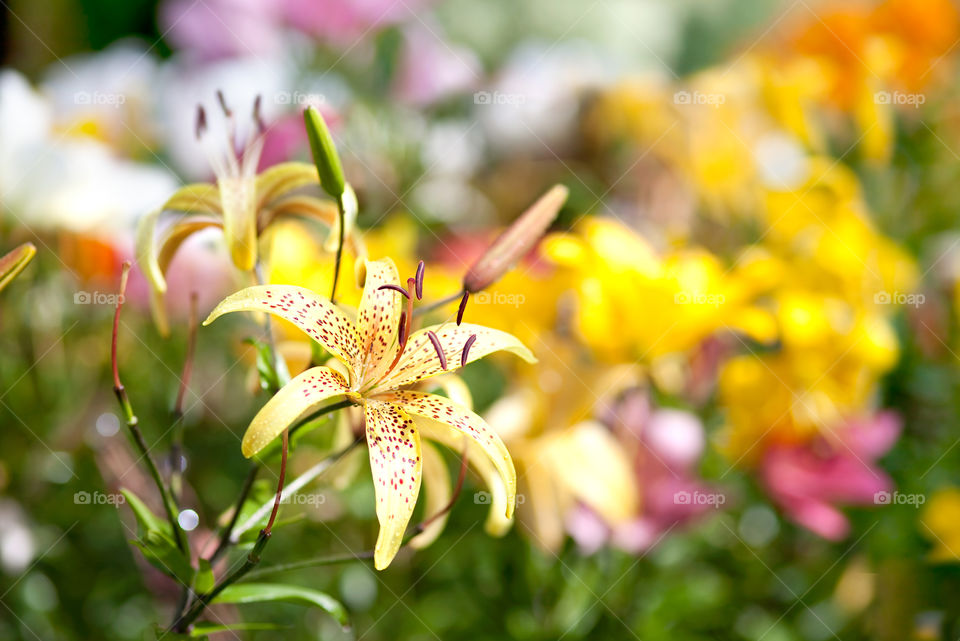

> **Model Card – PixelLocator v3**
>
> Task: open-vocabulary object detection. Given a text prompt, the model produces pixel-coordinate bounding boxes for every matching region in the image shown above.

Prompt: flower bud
[0,242,36,292]
[463,184,568,293]
[303,105,345,199]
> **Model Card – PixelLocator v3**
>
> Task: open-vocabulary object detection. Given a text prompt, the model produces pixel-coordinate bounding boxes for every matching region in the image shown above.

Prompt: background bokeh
[3,0,960,639]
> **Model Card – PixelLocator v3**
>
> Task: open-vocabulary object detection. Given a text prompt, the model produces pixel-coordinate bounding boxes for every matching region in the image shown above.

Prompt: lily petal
[204,285,362,379]
[219,176,258,270]
[378,390,517,523]
[241,366,354,457]
[408,440,452,550]
[259,194,338,235]
[254,162,320,209]
[357,258,403,387]
[365,400,422,570]
[374,323,536,391]
[136,184,224,335]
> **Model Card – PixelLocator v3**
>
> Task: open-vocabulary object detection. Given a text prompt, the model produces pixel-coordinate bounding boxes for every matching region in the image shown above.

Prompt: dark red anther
[461,334,477,367]
[427,331,447,370]
[456,291,469,326]
[195,105,207,140]
[398,311,408,345]
[253,94,267,134]
[216,89,231,117]
[415,261,425,300]
[379,284,410,299]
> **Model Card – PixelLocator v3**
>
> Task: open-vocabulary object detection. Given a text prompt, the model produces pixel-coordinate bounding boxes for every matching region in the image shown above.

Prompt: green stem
[111,263,188,554]
[330,196,346,304]
[207,464,258,564]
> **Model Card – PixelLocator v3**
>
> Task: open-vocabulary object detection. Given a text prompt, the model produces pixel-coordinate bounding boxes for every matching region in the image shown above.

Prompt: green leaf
[303,106,345,199]
[213,583,349,628]
[189,622,286,636]
[194,559,215,594]
[130,535,194,586]
[243,338,280,393]
[121,488,172,538]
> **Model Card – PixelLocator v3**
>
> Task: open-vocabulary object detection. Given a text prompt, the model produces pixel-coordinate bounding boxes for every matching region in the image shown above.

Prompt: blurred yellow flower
[922,488,960,562]
[543,217,775,364]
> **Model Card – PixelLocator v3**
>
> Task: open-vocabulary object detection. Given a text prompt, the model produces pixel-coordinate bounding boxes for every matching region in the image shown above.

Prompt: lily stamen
[461,334,477,367]
[415,260,425,300]
[456,291,469,326]
[379,284,410,298]
[427,330,447,370]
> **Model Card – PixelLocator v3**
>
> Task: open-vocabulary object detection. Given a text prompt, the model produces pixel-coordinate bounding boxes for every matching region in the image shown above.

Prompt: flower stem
[170,292,199,502]
[330,196,346,304]
[207,464,258,564]
[253,261,290,389]
[111,262,188,554]
[412,288,465,318]
[263,430,289,537]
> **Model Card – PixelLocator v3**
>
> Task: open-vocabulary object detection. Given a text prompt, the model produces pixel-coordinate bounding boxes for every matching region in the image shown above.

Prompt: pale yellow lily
[137,95,356,334]
[204,257,535,569]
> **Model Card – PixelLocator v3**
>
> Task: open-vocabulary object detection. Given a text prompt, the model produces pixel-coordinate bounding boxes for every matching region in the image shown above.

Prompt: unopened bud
[0,242,35,292]
[463,184,568,293]
[303,105,346,199]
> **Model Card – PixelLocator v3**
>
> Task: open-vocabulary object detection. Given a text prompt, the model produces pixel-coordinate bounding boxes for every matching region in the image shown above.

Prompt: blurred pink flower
[393,24,480,105]
[569,391,724,554]
[760,412,901,540]
[160,0,287,60]
[284,0,432,47]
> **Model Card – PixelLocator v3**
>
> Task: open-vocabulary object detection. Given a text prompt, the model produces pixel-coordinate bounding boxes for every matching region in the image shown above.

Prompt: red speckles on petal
[375,390,517,522]
[205,285,362,380]
[364,400,422,569]
[372,323,535,392]
[357,259,403,387]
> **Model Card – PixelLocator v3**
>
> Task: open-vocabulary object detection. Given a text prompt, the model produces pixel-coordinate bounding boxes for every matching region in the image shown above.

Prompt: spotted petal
[364,400,422,570]
[374,323,535,392]
[408,440,451,550]
[378,391,516,525]
[357,258,403,387]
[242,366,355,457]
[204,285,362,380]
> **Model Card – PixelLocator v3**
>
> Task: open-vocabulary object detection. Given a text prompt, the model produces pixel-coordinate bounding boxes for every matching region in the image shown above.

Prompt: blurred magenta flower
[161,0,436,59]
[568,391,723,554]
[160,0,288,60]
[760,412,901,540]
[393,24,480,105]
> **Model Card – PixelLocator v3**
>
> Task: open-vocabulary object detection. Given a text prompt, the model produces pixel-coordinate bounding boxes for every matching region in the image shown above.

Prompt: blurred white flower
[0,71,177,237]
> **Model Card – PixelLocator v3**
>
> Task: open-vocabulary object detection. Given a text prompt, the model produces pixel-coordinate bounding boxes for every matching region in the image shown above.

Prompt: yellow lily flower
[137,95,356,334]
[204,257,536,569]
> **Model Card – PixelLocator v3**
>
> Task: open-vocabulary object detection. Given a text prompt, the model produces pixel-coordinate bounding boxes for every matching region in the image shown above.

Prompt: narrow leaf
[213,583,349,627]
